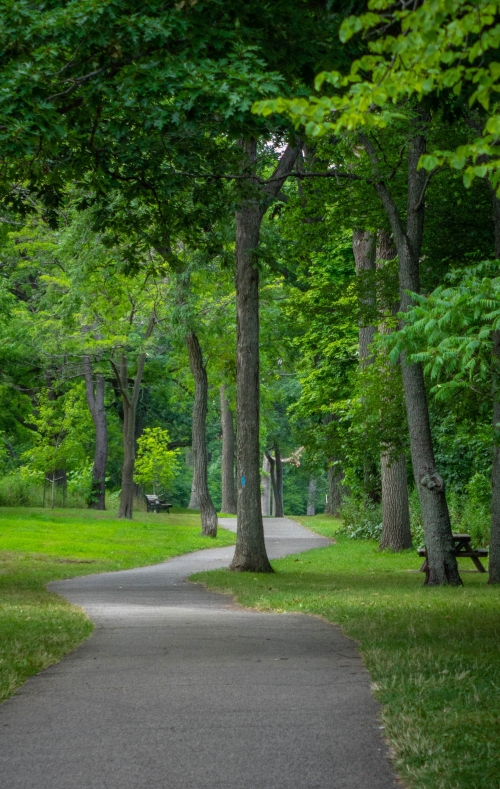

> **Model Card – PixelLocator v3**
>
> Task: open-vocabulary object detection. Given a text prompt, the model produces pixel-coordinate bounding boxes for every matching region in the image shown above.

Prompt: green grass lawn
[0,505,235,703]
[192,515,500,789]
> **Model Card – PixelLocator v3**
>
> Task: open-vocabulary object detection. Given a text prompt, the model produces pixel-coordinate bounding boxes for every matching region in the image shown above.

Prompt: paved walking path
[0,518,397,789]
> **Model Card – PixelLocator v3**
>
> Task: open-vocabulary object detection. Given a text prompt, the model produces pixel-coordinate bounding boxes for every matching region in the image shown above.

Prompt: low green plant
[133,427,179,495]
[461,473,491,548]
[340,497,383,540]
[0,472,87,508]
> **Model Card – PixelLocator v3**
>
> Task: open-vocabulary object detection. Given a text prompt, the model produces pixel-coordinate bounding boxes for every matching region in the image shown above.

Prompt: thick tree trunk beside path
[360,122,460,584]
[230,138,302,572]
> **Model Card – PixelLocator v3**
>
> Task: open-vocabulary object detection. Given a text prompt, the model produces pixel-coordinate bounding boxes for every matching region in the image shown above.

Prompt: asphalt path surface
[0,517,398,789]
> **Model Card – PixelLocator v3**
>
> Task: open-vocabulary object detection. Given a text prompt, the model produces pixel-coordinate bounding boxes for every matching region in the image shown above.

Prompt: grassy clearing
[192,514,500,789]
[0,506,235,703]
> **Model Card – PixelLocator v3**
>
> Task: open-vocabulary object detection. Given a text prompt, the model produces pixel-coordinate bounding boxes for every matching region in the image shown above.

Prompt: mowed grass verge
[192,515,500,789]
[0,506,235,703]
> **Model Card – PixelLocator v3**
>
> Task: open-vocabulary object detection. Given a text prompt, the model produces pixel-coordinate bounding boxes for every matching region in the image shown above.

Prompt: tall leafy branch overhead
[388,261,500,397]
[254,0,500,190]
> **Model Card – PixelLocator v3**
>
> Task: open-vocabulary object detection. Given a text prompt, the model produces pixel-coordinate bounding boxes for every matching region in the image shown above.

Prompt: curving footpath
[0,517,398,789]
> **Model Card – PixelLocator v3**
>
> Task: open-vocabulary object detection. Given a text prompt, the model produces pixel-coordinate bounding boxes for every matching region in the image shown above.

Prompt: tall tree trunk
[376,231,412,551]
[188,485,200,510]
[325,463,343,515]
[83,357,108,510]
[353,229,380,504]
[307,478,317,516]
[230,139,301,572]
[261,452,271,516]
[353,229,376,363]
[186,450,200,509]
[113,315,155,520]
[274,444,284,517]
[265,450,277,517]
[119,358,135,520]
[379,452,412,551]
[185,331,218,537]
[360,123,461,585]
[220,384,237,514]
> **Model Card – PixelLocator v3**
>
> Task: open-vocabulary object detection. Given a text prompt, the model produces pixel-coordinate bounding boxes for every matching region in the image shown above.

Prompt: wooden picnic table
[418,533,488,581]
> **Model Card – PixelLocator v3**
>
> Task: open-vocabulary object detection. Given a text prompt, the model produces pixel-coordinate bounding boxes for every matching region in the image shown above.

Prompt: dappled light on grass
[193,528,500,789]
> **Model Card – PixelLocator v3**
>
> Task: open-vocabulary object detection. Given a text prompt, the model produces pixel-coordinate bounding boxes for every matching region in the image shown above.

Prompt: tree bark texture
[116,356,138,520]
[188,486,200,510]
[376,231,412,551]
[353,229,380,504]
[220,385,237,514]
[353,229,376,365]
[186,331,218,537]
[307,478,317,516]
[379,452,412,551]
[325,463,343,515]
[265,451,277,520]
[114,315,155,520]
[361,124,461,585]
[261,453,271,516]
[274,445,284,517]
[83,357,108,510]
[230,139,301,572]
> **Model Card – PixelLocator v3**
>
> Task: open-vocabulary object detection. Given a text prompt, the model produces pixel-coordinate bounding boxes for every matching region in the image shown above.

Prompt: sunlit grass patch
[0,506,235,702]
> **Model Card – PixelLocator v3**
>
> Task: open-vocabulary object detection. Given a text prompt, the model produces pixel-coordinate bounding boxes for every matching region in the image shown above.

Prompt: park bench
[144,494,172,514]
[418,533,488,580]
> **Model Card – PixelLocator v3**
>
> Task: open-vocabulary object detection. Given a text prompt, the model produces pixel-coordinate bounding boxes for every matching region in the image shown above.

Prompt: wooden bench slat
[418,548,488,557]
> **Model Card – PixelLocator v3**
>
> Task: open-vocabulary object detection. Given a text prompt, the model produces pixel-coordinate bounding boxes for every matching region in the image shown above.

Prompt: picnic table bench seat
[418,533,488,578]
[144,494,172,514]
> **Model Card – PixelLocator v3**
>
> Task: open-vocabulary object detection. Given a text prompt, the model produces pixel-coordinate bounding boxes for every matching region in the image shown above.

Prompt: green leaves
[133,427,180,492]
[389,260,500,400]
[253,0,500,190]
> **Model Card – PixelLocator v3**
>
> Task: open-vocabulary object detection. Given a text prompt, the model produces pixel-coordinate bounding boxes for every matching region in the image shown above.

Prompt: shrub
[340,497,382,540]
[0,472,87,508]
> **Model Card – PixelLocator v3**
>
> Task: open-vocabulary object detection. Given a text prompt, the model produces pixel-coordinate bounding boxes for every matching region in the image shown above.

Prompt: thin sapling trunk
[186,331,218,537]
[83,357,108,510]
[113,315,155,520]
[220,384,237,514]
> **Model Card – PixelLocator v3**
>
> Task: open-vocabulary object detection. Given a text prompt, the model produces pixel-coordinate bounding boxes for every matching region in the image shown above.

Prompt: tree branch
[110,359,131,408]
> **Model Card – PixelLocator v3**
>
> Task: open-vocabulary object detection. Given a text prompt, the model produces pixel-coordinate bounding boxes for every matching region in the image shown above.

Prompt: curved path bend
[0,517,397,789]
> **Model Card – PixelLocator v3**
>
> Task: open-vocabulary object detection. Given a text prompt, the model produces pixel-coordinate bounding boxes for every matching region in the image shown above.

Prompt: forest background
[0,0,499,582]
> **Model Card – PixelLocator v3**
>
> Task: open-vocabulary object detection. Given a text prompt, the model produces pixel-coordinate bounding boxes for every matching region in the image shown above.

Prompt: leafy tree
[133,427,179,495]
